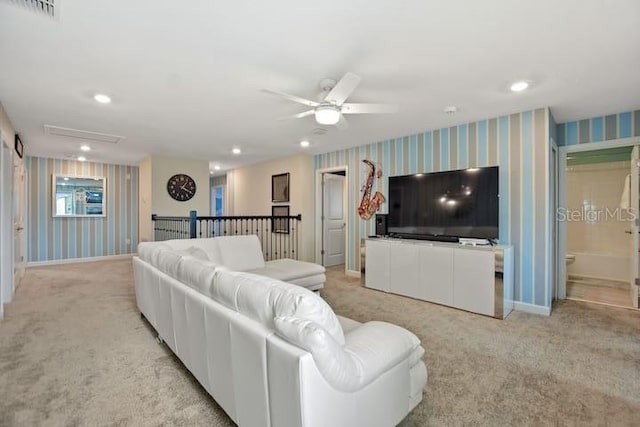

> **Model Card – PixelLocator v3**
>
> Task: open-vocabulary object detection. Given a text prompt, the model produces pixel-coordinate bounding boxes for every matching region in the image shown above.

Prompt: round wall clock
[167,174,197,201]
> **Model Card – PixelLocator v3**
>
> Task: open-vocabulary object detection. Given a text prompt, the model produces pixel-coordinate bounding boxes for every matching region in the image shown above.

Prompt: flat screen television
[387,166,499,241]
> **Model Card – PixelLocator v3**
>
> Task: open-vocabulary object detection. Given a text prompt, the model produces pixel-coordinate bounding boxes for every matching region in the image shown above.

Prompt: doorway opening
[559,142,640,309]
[315,167,347,270]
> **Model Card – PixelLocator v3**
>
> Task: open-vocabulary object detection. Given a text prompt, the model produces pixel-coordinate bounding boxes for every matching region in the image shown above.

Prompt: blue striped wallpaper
[315,108,550,308]
[26,157,139,262]
[556,110,640,145]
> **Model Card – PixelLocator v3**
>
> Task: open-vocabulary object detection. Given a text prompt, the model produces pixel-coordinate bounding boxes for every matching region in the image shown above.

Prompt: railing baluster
[150,214,302,261]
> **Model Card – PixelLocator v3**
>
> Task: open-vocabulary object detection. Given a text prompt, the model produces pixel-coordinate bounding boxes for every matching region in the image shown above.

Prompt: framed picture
[272,172,290,203]
[272,205,290,234]
[15,134,23,159]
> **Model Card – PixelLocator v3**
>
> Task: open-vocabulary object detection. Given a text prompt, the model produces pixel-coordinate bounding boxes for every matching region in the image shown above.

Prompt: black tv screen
[387,166,499,240]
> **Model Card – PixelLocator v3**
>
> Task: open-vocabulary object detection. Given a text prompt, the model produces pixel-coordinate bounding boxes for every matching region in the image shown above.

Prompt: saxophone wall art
[358,160,385,220]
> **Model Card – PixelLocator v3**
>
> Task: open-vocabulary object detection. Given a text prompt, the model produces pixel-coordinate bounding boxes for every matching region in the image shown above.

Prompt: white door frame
[315,166,348,268]
[631,146,640,308]
[13,154,26,289]
[322,173,346,267]
[0,131,15,320]
[550,141,559,302]
[557,136,640,301]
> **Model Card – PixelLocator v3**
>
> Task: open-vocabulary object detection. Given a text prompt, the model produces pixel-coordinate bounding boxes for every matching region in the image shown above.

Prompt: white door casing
[1,135,15,316]
[13,157,26,288]
[322,173,345,266]
[630,146,639,308]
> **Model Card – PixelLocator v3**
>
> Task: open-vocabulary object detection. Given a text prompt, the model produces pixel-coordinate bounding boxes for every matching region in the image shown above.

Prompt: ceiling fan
[262,72,397,129]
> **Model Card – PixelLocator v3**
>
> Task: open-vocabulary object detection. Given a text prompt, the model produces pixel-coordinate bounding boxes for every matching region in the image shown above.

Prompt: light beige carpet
[0,259,638,426]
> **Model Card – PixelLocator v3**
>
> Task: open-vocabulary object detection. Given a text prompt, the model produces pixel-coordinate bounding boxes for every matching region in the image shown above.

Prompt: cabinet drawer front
[390,243,421,298]
[418,246,454,305]
[453,249,494,315]
[365,240,390,291]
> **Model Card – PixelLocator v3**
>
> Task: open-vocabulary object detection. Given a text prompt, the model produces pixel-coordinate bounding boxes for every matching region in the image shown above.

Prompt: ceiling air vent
[4,0,59,19]
[44,125,125,144]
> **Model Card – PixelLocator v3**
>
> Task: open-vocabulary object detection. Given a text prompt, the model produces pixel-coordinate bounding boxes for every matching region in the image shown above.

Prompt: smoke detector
[444,106,458,114]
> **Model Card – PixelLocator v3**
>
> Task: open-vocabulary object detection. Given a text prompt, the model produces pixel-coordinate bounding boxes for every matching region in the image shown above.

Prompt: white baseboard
[27,253,134,267]
[345,269,361,278]
[513,301,551,316]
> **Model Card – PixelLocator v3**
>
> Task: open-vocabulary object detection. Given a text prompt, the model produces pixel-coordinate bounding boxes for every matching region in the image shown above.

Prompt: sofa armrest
[342,321,422,387]
[274,316,422,392]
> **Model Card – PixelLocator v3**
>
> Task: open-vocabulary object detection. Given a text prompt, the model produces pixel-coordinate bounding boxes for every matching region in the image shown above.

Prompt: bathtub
[566,252,630,283]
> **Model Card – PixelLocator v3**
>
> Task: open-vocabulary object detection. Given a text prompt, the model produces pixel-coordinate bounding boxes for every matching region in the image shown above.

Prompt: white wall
[229,153,315,261]
[138,156,152,242]
[150,156,210,216]
[566,161,630,256]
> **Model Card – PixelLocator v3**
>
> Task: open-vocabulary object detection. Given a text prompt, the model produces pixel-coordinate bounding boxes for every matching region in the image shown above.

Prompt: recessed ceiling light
[214,165,221,170]
[300,140,310,148]
[77,156,87,162]
[80,145,91,152]
[94,94,111,104]
[232,148,241,155]
[510,81,529,92]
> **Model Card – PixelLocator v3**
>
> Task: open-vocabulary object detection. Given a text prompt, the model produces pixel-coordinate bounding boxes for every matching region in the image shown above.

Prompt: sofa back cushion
[174,246,210,262]
[137,242,171,264]
[212,270,345,345]
[160,238,222,264]
[176,257,220,297]
[215,235,265,271]
[156,249,185,279]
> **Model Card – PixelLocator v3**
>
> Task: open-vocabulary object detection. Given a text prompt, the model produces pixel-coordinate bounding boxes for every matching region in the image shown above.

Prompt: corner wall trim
[513,301,551,316]
[27,253,134,267]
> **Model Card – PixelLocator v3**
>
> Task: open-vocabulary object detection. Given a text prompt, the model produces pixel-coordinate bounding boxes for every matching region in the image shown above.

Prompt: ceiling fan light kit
[263,72,397,127]
[315,105,341,125]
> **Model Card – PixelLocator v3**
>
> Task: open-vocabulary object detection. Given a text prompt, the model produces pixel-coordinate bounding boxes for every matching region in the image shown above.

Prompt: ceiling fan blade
[341,103,398,114]
[277,109,316,120]
[324,72,362,105]
[261,89,319,107]
[335,114,349,130]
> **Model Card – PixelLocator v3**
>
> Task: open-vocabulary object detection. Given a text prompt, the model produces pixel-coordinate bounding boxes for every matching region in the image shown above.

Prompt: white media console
[364,238,514,319]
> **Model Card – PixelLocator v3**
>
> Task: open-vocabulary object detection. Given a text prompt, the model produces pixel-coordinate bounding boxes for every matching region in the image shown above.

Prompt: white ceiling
[1,0,639,174]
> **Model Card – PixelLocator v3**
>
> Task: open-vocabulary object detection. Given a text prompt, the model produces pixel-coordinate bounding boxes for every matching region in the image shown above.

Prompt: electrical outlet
[126,238,131,245]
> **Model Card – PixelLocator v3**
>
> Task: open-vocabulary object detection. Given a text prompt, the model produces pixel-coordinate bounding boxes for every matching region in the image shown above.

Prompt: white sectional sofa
[133,237,428,427]
[139,235,326,291]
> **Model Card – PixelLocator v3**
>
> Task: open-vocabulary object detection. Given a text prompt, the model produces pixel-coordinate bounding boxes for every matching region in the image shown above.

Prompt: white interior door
[630,146,639,308]
[322,173,345,266]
